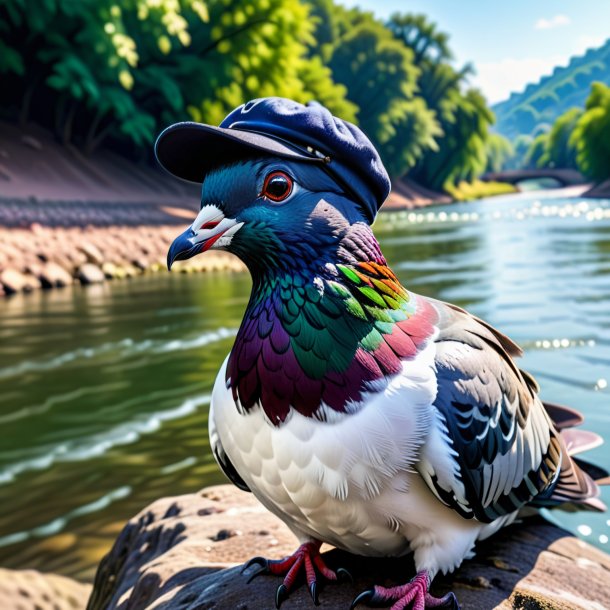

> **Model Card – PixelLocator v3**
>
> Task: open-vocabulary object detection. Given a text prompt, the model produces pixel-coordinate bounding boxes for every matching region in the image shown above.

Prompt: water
[1,191,609,581]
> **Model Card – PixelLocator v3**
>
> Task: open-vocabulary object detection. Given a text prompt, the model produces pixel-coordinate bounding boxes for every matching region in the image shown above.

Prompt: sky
[339,0,610,105]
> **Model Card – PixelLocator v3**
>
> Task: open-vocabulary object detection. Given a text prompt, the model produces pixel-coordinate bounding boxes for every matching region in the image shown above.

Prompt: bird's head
[167,156,367,275]
[157,97,391,276]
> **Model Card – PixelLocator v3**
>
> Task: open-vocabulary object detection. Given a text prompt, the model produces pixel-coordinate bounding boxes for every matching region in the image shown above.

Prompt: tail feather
[528,400,608,513]
[543,401,585,430]
[561,428,604,456]
[573,456,610,483]
[534,439,607,512]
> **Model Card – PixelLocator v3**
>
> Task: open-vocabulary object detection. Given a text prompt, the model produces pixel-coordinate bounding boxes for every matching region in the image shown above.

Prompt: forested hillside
[0,0,505,194]
[493,39,610,139]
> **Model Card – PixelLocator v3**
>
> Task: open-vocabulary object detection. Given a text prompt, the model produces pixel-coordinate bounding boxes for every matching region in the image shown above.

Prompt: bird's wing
[417,299,563,522]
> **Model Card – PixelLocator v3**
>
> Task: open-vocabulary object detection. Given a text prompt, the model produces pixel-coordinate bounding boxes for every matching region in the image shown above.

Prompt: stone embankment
[87,486,610,610]
[0,204,244,298]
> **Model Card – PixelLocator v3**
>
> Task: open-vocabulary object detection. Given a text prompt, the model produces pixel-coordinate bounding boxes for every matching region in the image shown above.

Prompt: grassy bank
[446,179,518,201]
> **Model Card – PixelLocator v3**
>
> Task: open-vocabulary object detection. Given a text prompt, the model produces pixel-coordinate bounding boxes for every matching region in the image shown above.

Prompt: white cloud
[535,14,571,30]
[472,56,565,105]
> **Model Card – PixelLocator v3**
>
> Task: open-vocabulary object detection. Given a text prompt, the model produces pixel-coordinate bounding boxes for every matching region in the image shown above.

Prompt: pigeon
[157,97,608,610]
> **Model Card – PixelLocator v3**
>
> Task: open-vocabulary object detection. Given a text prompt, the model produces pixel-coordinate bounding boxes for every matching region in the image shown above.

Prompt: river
[1,190,609,581]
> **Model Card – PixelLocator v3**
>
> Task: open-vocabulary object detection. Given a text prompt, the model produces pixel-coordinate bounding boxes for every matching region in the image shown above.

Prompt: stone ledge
[86,485,610,610]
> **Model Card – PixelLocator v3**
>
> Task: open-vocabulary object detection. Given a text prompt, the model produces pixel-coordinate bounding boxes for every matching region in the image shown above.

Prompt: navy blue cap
[154,97,390,223]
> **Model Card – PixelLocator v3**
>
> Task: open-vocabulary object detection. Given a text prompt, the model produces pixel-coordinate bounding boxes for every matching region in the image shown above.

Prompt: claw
[337,567,353,584]
[309,581,320,606]
[350,588,375,609]
[244,541,343,607]
[275,583,289,609]
[426,591,460,609]
[352,572,461,609]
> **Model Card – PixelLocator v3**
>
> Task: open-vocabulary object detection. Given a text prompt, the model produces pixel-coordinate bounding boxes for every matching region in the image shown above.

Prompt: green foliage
[386,13,452,65]
[485,133,514,173]
[1,0,499,192]
[301,4,443,179]
[524,133,548,169]
[1,0,353,153]
[376,98,441,177]
[503,134,532,170]
[494,39,610,139]
[446,179,517,202]
[410,88,495,190]
[537,107,582,169]
[186,0,354,126]
[386,12,493,190]
[571,82,610,180]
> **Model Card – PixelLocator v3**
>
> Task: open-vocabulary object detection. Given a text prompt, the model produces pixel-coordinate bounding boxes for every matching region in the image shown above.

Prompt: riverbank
[0,222,245,297]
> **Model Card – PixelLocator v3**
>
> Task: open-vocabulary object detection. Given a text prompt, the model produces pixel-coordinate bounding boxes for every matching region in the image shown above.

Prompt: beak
[167,205,242,270]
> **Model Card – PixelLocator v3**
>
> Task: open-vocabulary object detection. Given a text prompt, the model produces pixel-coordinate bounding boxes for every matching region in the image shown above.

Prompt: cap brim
[155,122,320,183]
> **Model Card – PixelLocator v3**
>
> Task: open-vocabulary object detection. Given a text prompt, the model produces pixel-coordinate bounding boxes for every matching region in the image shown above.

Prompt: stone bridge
[482,168,588,186]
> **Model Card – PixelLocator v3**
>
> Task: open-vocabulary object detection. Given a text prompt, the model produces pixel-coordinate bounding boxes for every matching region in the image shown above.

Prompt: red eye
[261,171,293,202]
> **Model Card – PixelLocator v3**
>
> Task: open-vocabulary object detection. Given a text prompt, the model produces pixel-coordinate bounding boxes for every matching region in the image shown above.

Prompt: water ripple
[0,485,132,548]
[0,393,211,485]
[0,382,130,425]
[0,327,237,381]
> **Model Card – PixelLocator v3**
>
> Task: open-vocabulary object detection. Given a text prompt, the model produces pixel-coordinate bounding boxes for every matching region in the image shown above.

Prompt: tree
[0,0,357,155]
[524,133,549,169]
[412,89,495,190]
[386,12,496,189]
[504,134,532,170]
[485,133,514,173]
[386,13,452,66]
[537,107,582,169]
[314,7,439,178]
[571,82,610,180]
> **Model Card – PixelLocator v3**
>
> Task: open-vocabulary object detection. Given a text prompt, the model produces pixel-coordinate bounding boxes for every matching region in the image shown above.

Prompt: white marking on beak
[192,205,225,232]
[189,204,243,250]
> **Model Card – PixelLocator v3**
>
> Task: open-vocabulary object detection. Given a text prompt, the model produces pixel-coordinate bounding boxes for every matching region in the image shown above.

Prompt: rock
[79,243,105,266]
[21,273,41,292]
[77,263,105,285]
[101,262,118,279]
[1,268,30,294]
[132,257,149,271]
[0,225,244,298]
[0,568,91,610]
[39,262,73,288]
[87,485,610,610]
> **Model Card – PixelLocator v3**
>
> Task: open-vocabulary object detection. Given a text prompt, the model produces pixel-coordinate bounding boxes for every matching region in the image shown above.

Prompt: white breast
[209,340,506,575]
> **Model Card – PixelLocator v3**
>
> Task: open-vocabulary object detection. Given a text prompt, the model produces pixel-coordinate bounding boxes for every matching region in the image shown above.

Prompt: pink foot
[351,571,460,610]
[243,540,352,608]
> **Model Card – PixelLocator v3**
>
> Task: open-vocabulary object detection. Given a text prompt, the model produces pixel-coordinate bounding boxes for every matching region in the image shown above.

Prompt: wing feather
[418,298,562,522]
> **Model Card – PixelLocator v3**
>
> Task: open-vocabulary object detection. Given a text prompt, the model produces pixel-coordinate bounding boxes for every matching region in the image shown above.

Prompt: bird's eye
[261,171,293,202]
